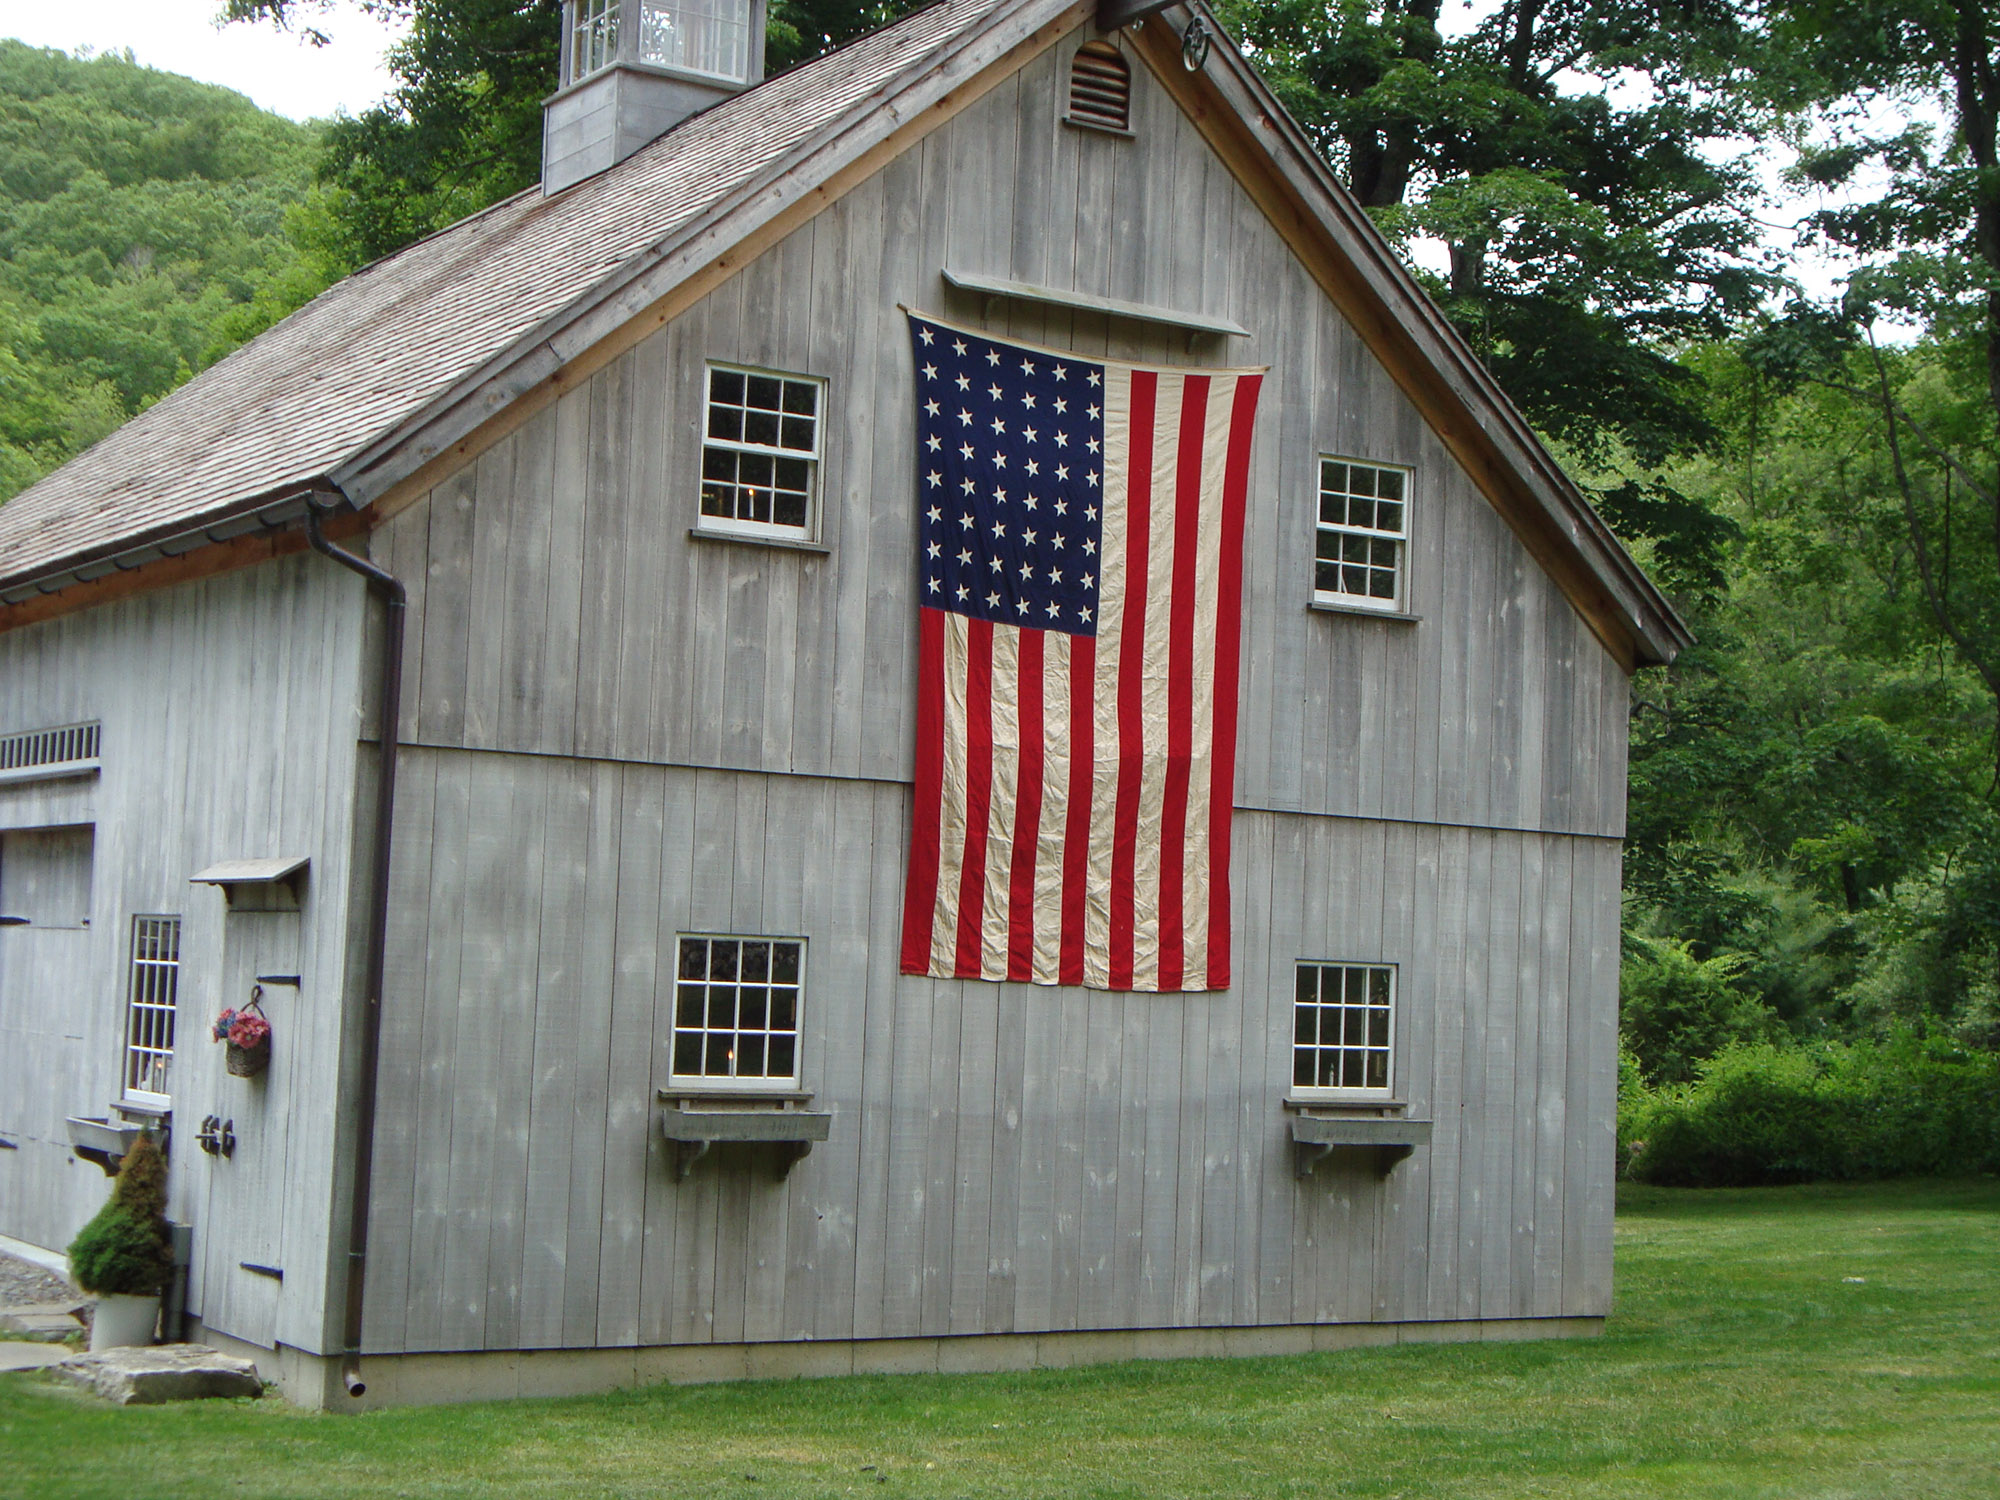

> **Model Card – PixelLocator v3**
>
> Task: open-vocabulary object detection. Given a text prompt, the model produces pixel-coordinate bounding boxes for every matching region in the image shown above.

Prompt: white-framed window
[123,915,181,1106]
[699,365,824,540]
[570,0,621,80]
[638,0,754,83]
[671,935,803,1088]
[1293,960,1395,1098]
[1314,458,1410,612]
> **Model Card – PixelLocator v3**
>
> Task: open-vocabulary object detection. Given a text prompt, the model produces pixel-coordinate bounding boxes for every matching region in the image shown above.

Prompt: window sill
[1283,1096,1407,1113]
[658,1087,815,1106]
[1288,1113,1432,1180]
[689,525,829,555]
[1307,600,1420,623]
[658,1094,832,1181]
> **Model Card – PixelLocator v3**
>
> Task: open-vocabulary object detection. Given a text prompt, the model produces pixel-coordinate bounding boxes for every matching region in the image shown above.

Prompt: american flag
[899,313,1265,992]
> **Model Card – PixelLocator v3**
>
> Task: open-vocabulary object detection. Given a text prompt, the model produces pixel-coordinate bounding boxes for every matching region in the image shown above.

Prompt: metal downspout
[304,495,405,1399]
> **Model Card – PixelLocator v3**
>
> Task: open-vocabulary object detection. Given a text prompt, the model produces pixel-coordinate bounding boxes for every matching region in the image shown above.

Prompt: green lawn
[4,1178,1996,1498]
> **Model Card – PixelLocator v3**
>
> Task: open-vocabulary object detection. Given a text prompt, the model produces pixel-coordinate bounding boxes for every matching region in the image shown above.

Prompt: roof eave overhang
[0,484,326,609]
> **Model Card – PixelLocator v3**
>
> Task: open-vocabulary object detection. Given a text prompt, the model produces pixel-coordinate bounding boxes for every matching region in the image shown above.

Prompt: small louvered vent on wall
[0,720,100,772]
[1068,40,1132,133]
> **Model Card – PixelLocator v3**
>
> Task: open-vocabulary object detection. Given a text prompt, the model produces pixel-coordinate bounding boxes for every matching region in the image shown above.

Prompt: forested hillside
[0,40,323,501]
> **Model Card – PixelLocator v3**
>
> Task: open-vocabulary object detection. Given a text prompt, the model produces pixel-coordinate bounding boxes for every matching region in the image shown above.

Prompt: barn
[0,0,1688,1408]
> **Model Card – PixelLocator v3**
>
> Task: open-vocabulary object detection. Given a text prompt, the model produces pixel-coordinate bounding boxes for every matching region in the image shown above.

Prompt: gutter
[303,494,405,1400]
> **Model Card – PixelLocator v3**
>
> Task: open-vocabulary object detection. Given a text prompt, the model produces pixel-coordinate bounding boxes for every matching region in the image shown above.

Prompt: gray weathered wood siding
[368,32,1629,842]
[361,748,1618,1350]
[0,557,368,1355]
[354,32,1629,1354]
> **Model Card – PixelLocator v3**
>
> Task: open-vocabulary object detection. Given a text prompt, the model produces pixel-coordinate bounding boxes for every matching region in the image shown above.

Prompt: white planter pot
[88,1293,160,1351]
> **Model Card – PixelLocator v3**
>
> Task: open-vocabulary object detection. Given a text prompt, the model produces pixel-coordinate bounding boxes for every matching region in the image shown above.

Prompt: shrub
[1623,1031,2000,1186]
[1620,936,1767,1084]
[66,1131,174,1297]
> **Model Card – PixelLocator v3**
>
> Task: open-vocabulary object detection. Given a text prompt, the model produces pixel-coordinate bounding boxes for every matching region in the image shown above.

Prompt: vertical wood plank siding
[363,752,1617,1348]
[0,557,368,1352]
[345,34,1631,1354]
[384,37,1629,841]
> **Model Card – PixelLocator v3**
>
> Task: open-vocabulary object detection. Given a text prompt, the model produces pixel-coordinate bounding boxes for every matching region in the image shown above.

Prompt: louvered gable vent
[1068,40,1131,133]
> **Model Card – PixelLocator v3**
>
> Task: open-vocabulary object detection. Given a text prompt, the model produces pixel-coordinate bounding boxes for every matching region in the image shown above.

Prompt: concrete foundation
[187,1315,1606,1411]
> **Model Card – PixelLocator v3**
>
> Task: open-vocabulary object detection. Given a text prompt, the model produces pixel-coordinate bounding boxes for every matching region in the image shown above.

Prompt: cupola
[543,0,770,195]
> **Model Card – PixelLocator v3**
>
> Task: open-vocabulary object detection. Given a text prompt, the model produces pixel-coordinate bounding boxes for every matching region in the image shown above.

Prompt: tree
[1752,2,2000,783]
[1210,0,1792,596]
[225,1,925,269]
[0,40,318,501]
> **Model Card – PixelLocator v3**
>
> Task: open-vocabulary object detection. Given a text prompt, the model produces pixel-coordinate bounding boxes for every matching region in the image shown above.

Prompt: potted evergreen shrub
[66,1130,174,1350]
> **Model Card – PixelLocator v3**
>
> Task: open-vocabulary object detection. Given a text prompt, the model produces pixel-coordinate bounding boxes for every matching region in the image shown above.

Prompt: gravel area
[0,1249,77,1309]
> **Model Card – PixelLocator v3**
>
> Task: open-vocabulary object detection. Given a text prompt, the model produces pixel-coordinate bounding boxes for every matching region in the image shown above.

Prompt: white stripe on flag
[1031,631,1073,982]
[1084,367,1132,992]
[1131,373,1183,992]
[980,624,1023,980]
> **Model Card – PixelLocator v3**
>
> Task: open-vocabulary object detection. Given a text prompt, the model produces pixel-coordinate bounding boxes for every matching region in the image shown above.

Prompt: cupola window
[571,0,621,80]
[641,0,755,82]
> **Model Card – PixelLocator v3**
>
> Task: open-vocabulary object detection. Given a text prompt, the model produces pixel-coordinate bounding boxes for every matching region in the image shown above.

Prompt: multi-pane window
[124,916,181,1105]
[700,366,823,537]
[1293,961,1395,1096]
[1315,459,1409,611]
[672,936,803,1087]
[571,0,620,79]
[639,0,754,82]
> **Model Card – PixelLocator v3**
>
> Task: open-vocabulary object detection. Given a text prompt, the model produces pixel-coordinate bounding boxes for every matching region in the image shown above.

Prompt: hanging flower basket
[213,992,272,1078]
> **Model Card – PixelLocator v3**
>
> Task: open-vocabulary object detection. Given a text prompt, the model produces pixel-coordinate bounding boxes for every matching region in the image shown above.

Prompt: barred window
[1293,961,1395,1097]
[1315,459,1409,611]
[124,915,181,1105]
[699,365,823,539]
[672,935,802,1087]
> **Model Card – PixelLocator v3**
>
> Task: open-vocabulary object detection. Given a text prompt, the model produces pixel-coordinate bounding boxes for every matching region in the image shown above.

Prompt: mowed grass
[3,1178,1996,1499]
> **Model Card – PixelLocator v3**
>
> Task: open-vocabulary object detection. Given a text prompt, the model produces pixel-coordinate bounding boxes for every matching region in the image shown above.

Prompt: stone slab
[0,1303,87,1341]
[53,1343,264,1405]
[0,1343,70,1372]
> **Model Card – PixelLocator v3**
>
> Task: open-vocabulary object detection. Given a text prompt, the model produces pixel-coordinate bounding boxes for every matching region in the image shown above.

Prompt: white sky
[0,0,404,121]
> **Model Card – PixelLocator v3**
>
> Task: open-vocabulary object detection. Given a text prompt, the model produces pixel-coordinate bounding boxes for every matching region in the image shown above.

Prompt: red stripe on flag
[1205,375,1263,989]
[954,618,996,978]
[1059,634,1094,986]
[1157,375,1210,993]
[1108,371,1156,992]
[901,606,947,974]
[1007,628,1046,981]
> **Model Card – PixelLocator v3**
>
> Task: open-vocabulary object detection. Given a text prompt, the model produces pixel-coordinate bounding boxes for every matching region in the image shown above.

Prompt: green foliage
[0,40,321,502]
[1621,1032,2000,1186]
[1628,333,2000,1058]
[224,1,925,269]
[64,1132,174,1296]
[1209,0,1783,597]
[1620,934,1766,1084]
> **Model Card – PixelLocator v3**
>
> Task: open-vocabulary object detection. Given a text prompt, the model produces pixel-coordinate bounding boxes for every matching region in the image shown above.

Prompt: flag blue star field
[899,313,1267,992]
